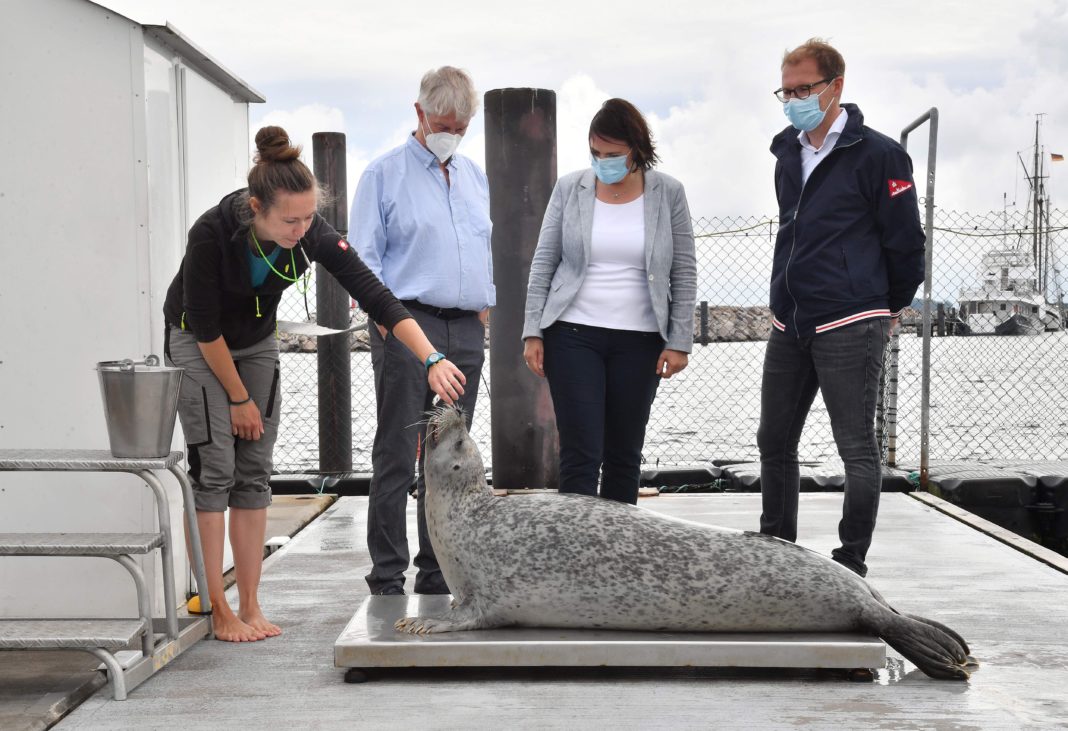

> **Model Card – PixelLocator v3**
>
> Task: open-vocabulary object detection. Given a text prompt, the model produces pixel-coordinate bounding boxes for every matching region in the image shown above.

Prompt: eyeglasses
[773,77,836,103]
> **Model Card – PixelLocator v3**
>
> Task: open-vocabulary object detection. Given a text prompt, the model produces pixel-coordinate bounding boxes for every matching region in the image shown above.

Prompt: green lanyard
[250,228,311,294]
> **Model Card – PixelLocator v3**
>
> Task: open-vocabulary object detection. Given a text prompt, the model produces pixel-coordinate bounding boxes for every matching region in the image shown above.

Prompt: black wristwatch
[424,352,446,371]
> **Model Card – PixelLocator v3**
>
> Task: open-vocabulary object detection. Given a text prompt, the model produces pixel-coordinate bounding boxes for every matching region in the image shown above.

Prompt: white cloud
[107,0,1068,217]
[555,75,613,174]
[253,103,345,161]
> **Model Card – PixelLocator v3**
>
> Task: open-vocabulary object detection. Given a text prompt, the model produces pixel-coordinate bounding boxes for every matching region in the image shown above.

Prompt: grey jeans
[365,308,485,594]
[165,327,280,512]
[756,318,890,576]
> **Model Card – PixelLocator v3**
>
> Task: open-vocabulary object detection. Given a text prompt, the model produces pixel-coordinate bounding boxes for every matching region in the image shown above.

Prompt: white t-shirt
[558,195,659,332]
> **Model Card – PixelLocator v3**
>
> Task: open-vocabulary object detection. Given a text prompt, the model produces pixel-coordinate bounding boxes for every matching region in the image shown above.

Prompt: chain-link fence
[894,206,1068,464]
[273,207,1068,474]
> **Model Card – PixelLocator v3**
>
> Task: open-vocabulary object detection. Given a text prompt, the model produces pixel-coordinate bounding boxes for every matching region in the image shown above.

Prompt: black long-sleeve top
[163,189,411,349]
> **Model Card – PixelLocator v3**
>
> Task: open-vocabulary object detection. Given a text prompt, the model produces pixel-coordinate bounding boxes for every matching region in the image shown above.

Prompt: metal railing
[900,108,938,483]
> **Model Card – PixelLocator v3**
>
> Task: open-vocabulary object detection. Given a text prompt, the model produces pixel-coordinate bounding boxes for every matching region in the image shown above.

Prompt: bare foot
[213,613,267,643]
[240,609,282,638]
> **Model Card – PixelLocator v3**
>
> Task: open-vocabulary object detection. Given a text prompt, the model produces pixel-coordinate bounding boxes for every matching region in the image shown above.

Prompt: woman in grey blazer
[522,98,697,504]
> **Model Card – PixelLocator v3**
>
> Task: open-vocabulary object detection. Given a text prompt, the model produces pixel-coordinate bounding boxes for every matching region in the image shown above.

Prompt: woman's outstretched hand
[427,359,466,405]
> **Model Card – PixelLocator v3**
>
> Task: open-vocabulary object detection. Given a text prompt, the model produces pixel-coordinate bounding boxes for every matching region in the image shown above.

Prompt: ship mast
[1022,114,1050,298]
[1033,116,1040,273]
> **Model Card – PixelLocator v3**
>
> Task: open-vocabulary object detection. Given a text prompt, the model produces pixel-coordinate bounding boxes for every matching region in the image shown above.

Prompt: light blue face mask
[590,154,630,184]
[783,82,836,132]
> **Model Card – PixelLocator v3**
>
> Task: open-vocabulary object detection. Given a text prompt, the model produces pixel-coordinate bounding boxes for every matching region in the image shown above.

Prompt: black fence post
[312,132,352,474]
[484,88,558,490]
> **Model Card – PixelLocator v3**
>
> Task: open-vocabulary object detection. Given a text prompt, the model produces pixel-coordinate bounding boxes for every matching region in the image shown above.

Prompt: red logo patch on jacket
[888,179,913,198]
[338,239,349,251]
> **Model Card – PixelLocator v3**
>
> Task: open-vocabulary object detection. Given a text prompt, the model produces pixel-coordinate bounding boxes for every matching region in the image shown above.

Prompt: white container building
[0,0,263,618]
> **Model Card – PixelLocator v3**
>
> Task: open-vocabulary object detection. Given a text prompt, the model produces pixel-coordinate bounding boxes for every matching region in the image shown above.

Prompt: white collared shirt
[798,107,848,184]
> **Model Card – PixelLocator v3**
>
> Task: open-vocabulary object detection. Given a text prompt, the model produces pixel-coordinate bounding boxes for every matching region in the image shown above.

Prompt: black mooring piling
[312,132,352,474]
[484,88,559,491]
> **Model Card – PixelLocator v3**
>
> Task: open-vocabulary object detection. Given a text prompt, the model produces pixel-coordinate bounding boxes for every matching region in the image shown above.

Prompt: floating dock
[18,493,1068,729]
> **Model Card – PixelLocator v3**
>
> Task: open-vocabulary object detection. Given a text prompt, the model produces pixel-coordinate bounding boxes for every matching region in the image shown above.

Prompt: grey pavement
[43,492,1068,731]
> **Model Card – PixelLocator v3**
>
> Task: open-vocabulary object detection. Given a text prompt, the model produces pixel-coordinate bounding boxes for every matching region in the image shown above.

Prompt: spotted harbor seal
[395,406,975,680]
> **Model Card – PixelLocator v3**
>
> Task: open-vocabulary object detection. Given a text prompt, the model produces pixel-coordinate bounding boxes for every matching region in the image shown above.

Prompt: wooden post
[312,132,352,474]
[484,88,558,491]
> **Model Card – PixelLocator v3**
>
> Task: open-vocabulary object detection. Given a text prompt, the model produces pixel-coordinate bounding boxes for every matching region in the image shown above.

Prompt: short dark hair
[782,38,846,79]
[588,98,659,172]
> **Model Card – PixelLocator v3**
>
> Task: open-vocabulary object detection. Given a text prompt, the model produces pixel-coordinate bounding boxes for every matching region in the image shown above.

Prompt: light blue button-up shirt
[350,134,495,311]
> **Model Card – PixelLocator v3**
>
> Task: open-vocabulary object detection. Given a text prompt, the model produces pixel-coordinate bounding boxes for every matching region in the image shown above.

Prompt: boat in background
[958,249,1059,335]
[957,116,1064,336]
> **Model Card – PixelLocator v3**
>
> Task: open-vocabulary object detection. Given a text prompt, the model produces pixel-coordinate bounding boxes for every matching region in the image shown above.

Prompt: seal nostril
[452,464,460,471]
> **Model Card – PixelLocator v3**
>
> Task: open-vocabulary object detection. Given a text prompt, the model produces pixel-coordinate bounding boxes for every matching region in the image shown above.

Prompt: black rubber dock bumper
[913,461,1068,552]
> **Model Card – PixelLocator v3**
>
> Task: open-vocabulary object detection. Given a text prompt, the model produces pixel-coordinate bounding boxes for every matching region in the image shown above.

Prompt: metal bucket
[96,355,184,458]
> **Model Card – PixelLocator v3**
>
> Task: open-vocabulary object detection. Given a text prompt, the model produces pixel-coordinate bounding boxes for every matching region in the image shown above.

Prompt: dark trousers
[366,308,484,594]
[543,322,663,505]
[757,319,890,576]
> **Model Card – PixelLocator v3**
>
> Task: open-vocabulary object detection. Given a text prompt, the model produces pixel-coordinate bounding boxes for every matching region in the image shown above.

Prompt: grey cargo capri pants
[165,327,280,512]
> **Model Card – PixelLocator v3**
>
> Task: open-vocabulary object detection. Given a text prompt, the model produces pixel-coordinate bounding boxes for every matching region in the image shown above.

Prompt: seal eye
[454,439,464,450]
[452,464,460,471]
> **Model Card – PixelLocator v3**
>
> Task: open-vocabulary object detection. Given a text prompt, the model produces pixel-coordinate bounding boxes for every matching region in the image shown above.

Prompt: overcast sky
[106,0,1068,220]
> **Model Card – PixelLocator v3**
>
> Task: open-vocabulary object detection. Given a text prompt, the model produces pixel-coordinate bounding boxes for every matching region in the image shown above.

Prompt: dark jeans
[757,318,890,576]
[366,308,484,594]
[543,321,663,504]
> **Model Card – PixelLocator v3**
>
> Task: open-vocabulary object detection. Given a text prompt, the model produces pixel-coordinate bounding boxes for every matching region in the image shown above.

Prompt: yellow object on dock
[186,595,210,615]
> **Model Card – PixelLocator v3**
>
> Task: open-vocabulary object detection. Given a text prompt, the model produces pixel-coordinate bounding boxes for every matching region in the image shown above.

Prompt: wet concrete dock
[52,493,1068,729]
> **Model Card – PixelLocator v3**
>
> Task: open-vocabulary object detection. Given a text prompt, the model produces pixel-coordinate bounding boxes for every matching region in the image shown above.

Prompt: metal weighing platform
[335,595,886,676]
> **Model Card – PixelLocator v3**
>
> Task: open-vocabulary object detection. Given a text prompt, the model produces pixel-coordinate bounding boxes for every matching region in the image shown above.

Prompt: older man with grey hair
[350,66,494,596]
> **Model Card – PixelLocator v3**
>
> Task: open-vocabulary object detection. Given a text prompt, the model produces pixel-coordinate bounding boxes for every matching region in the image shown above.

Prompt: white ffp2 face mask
[426,131,461,162]
[421,115,462,163]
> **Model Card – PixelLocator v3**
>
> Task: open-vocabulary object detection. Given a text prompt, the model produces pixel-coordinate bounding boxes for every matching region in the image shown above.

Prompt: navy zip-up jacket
[163,189,411,349]
[769,103,925,337]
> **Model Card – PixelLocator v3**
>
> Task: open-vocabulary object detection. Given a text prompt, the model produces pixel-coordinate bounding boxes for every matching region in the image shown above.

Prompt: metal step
[0,533,164,556]
[0,619,148,650]
[0,448,182,472]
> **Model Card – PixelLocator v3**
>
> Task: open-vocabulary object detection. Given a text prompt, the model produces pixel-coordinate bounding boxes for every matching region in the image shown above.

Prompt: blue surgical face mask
[590,154,630,184]
[783,82,836,132]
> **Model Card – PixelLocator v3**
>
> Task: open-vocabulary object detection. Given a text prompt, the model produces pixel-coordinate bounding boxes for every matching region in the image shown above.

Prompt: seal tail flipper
[867,586,974,660]
[867,607,972,680]
[900,612,972,658]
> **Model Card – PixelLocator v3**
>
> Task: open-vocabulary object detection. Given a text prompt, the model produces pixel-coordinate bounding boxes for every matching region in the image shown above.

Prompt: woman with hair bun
[162,126,466,642]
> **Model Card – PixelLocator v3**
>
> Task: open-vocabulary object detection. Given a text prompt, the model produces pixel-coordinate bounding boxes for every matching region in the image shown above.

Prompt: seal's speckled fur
[395,406,976,680]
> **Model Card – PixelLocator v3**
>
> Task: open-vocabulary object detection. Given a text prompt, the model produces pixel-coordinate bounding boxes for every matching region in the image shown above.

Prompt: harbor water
[275,330,1068,474]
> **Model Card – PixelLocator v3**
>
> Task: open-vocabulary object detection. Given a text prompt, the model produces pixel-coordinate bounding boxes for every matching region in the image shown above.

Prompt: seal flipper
[867,586,974,660]
[394,603,497,635]
[865,606,972,680]
[900,612,972,658]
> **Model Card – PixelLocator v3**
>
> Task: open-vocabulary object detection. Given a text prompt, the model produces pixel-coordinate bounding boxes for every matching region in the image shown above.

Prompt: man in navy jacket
[759,38,925,577]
